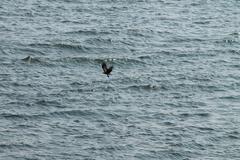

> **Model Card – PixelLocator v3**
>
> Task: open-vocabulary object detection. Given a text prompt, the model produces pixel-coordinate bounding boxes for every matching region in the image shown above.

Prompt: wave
[65,29,111,36]
[1,109,101,120]
[35,99,63,108]
[48,109,101,119]
[1,113,45,120]
[179,112,210,118]
[215,33,240,45]
[167,37,206,43]
[20,56,145,67]
[218,95,240,100]
[18,56,53,66]
[28,42,90,52]
[123,84,160,91]
[84,37,114,46]
[0,142,34,149]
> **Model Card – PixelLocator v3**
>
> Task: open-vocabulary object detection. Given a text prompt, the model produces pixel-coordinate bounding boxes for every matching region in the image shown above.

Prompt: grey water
[0,0,240,159]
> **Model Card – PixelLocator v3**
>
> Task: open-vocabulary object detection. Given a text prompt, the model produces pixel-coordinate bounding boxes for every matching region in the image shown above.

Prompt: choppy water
[1,0,240,159]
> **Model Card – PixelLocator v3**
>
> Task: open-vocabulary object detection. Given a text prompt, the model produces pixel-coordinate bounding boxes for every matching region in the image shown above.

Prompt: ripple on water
[1,0,240,159]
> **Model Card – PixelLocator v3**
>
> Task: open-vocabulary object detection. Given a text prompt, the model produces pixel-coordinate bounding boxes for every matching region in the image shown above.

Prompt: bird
[102,62,113,77]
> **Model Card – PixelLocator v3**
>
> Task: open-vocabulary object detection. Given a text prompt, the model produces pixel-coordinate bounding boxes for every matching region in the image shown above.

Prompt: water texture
[0,0,240,159]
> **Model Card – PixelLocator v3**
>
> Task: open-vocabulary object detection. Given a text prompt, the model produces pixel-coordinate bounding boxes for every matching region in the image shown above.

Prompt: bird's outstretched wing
[108,66,113,73]
[102,62,107,73]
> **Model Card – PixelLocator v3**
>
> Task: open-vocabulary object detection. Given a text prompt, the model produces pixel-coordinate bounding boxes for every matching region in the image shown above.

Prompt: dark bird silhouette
[102,62,113,77]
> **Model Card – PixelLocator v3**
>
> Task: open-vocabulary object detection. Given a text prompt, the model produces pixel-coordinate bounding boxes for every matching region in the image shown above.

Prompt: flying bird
[102,62,113,77]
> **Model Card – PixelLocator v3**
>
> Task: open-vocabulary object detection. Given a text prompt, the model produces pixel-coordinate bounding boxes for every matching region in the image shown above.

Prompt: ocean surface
[0,0,240,159]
